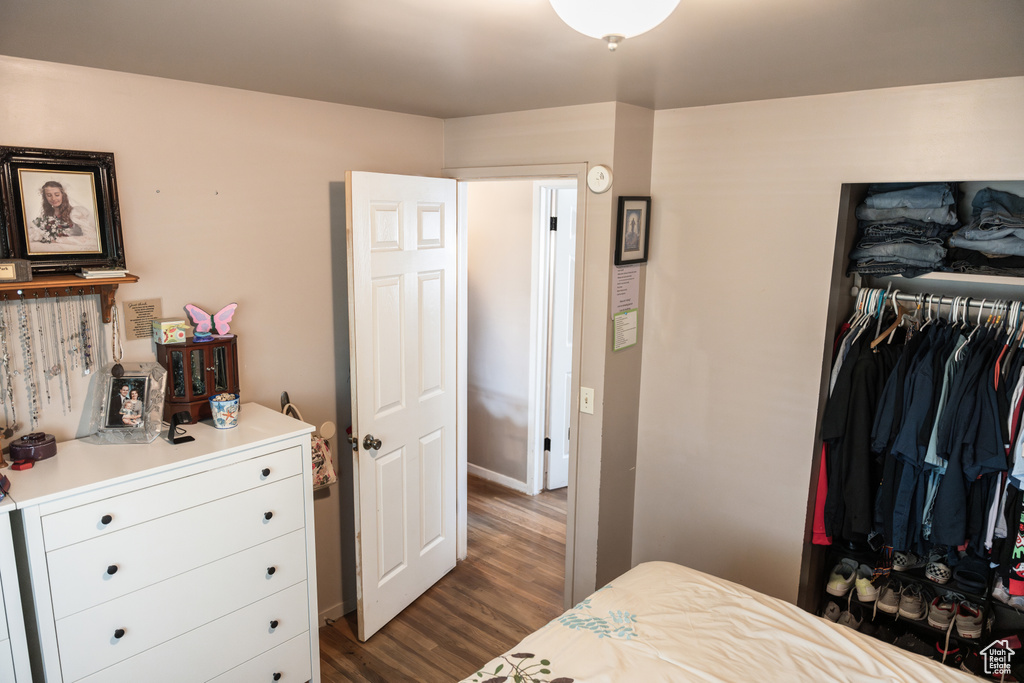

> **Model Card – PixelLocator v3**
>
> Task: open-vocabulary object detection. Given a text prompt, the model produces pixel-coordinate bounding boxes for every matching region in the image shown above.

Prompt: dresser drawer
[77,582,310,683]
[56,530,308,682]
[48,474,305,619]
[0,593,7,642]
[0,638,14,683]
[42,445,303,551]
[208,633,313,683]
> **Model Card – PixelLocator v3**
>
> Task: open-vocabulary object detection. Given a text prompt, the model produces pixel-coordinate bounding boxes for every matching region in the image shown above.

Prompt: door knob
[362,434,382,451]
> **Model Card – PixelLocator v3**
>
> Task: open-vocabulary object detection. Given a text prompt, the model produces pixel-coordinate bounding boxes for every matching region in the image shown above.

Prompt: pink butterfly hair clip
[184,303,238,339]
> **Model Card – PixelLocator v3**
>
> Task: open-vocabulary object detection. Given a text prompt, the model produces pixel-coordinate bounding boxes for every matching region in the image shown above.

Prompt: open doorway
[326,165,585,643]
[464,178,577,496]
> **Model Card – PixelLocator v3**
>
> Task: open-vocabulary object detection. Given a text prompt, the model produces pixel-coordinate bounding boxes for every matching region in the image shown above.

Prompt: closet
[799,180,1024,675]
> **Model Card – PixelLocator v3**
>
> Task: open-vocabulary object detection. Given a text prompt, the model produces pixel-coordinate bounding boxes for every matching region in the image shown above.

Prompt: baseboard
[467,463,529,494]
[319,600,349,626]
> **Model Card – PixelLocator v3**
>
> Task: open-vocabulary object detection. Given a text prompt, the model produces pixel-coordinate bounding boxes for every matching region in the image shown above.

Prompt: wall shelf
[0,273,138,323]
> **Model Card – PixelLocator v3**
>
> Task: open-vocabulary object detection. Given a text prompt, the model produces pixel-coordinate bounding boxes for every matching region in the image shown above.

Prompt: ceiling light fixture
[549,0,680,51]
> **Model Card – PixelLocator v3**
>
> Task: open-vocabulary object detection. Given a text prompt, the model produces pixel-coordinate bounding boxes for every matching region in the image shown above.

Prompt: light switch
[580,386,595,414]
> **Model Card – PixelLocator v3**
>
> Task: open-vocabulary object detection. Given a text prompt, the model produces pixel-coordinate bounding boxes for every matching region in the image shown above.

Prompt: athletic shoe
[854,564,878,602]
[924,560,951,584]
[893,633,938,660]
[926,595,956,629]
[893,550,926,572]
[822,601,841,622]
[955,602,983,639]
[837,605,863,630]
[898,583,927,621]
[876,579,902,614]
[992,577,1024,609]
[825,558,858,597]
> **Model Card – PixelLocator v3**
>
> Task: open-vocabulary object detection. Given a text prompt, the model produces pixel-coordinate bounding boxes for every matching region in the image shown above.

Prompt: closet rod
[873,290,1022,314]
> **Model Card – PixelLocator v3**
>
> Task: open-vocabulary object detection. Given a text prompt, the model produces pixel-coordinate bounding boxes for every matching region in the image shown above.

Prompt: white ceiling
[2,0,1023,119]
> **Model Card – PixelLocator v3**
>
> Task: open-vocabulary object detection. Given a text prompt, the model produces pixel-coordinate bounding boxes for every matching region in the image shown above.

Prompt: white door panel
[347,171,457,640]
[546,188,576,490]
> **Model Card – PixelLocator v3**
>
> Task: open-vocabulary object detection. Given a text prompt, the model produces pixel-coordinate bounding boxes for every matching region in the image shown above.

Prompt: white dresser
[7,403,320,683]
[0,501,32,682]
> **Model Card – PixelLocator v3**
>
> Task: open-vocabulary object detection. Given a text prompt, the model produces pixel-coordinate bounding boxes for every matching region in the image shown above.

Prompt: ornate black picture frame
[0,146,126,273]
[615,195,651,266]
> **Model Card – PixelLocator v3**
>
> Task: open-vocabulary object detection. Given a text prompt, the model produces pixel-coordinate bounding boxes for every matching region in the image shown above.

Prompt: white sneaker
[825,558,858,597]
[855,564,878,602]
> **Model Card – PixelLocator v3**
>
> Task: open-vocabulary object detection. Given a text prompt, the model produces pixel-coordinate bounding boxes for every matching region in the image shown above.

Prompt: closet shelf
[873,272,1024,290]
[0,273,138,324]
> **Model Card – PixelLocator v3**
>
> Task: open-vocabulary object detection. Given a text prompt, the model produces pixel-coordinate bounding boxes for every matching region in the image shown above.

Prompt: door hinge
[549,217,557,231]
[544,437,551,451]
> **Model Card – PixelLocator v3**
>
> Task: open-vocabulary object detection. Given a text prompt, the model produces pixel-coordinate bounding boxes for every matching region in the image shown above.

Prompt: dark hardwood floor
[319,475,567,682]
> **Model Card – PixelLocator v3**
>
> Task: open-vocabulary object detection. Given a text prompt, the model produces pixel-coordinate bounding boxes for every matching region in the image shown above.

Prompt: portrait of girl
[18,170,102,255]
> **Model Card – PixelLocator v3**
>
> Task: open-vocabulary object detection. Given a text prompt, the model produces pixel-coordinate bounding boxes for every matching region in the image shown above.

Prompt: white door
[545,187,576,490]
[346,171,458,641]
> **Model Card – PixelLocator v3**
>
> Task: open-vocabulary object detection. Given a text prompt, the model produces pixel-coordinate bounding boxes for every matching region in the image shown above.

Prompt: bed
[461,561,975,682]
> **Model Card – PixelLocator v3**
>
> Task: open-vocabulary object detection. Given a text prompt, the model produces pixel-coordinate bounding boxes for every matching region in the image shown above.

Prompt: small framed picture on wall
[615,196,650,266]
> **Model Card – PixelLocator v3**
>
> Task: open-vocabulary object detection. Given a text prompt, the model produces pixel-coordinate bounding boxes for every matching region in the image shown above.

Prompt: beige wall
[634,76,1024,602]
[466,180,534,483]
[0,55,444,620]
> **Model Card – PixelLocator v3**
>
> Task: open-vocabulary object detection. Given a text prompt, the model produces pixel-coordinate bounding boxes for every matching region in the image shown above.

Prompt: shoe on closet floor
[836,605,863,630]
[954,602,983,639]
[924,547,951,585]
[854,564,878,602]
[897,583,927,621]
[893,550,926,572]
[993,577,1024,609]
[926,594,957,630]
[822,601,841,622]
[892,633,938,660]
[825,558,858,597]
[876,579,902,614]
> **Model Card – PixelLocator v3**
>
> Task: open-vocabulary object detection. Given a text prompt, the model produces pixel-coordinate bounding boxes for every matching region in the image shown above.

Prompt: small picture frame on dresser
[88,362,167,444]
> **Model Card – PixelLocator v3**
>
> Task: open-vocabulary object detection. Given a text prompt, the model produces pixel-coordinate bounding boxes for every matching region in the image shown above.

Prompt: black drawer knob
[269,619,279,629]
[114,628,126,639]
[101,514,113,525]
[106,565,118,576]
[264,511,274,521]
[273,674,282,681]
[262,467,271,477]
[267,566,277,576]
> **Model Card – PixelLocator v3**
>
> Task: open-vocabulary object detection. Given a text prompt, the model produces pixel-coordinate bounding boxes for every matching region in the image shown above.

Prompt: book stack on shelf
[76,267,130,279]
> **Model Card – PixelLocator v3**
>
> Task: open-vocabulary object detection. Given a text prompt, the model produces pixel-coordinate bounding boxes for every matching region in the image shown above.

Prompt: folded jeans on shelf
[860,219,952,241]
[970,186,1024,230]
[856,204,959,225]
[948,232,1024,258]
[849,241,946,266]
[863,183,955,210]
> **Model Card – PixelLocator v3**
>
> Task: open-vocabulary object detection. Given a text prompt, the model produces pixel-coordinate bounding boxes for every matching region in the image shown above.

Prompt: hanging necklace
[79,290,93,375]
[55,293,72,411]
[46,296,69,415]
[0,298,14,438]
[64,296,78,372]
[111,302,124,377]
[88,290,103,368]
[17,294,40,429]
[33,295,52,405]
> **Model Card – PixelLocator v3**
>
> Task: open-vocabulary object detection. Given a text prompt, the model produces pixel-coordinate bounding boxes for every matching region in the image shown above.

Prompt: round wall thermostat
[587,165,613,194]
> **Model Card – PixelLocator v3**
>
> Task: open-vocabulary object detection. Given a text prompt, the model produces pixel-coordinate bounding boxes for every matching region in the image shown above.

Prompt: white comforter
[462,561,976,682]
